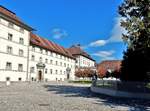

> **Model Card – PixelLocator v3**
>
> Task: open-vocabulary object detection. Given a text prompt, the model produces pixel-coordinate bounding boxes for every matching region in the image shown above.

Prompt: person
[92,71,97,86]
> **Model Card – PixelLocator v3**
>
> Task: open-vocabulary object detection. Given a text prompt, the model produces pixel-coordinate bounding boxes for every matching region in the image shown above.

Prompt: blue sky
[1,0,126,63]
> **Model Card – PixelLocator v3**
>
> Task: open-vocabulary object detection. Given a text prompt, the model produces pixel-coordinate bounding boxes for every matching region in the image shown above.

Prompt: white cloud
[86,16,126,48]
[89,40,107,47]
[51,28,68,39]
[92,50,115,60]
[107,17,125,43]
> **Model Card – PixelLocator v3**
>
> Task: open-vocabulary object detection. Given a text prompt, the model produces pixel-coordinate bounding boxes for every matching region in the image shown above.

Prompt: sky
[0,0,126,63]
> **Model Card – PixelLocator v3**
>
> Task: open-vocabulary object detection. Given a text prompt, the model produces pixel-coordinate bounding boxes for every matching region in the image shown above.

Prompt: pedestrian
[92,71,97,86]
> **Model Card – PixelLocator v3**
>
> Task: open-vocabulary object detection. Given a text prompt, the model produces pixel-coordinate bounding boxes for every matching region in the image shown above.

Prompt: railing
[93,79,150,93]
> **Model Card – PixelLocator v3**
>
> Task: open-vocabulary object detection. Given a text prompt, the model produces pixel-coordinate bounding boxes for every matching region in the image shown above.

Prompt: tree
[75,69,85,78]
[75,68,95,79]
[119,0,150,81]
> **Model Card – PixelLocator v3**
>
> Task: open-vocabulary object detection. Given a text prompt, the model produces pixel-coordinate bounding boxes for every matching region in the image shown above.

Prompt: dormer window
[8,22,14,28]
[19,28,24,33]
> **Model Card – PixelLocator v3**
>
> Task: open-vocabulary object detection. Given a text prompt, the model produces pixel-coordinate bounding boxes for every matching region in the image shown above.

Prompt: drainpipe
[26,32,30,82]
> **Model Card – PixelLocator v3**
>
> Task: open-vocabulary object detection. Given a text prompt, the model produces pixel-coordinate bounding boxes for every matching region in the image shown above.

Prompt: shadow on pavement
[43,84,150,111]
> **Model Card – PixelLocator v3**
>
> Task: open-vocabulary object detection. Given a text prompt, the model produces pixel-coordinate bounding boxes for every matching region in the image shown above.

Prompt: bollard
[6,80,10,86]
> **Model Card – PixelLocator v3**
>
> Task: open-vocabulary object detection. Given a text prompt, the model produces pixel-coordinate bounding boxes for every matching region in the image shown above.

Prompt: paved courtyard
[0,82,150,111]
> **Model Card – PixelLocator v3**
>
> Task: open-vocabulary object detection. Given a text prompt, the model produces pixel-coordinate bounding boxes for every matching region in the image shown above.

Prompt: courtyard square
[0,82,149,111]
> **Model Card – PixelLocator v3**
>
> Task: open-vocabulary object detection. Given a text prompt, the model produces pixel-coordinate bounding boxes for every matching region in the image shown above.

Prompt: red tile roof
[0,5,33,31]
[67,45,95,61]
[30,33,75,59]
[97,60,121,77]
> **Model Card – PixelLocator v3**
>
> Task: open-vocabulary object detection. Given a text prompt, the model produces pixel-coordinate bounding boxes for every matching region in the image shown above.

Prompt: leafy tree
[75,68,95,79]
[75,69,84,78]
[119,0,150,81]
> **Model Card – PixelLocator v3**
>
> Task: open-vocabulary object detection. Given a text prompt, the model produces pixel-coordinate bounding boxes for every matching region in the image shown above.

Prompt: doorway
[38,70,42,81]
[67,73,70,80]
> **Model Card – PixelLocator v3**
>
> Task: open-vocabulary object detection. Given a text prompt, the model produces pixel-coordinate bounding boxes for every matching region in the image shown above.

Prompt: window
[45,68,47,74]
[60,62,62,66]
[32,46,35,52]
[19,28,24,33]
[60,70,62,75]
[50,60,53,64]
[64,71,66,75]
[76,60,78,63]
[64,63,66,67]
[30,67,35,73]
[6,62,12,70]
[45,50,48,55]
[7,46,12,54]
[60,55,62,59]
[45,59,48,63]
[39,57,42,62]
[8,33,13,41]
[19,49,24,56]
[40,48,43,54]
[18,64,23,71]
[50,69,52,74]
[56,61,58,65]
[8,22,14,28]
[31,55,35,61]
[55,70,58,74]
[6,77,10,81]
[19,38,24,44]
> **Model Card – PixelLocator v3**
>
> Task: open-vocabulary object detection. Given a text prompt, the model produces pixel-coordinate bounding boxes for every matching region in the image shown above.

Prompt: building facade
[0,6,95,82]
[28,33,75,81]
[0,6,33,81]
[68,45,95,69]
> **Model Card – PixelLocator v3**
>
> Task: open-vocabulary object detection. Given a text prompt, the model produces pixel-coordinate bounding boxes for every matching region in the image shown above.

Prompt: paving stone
[0,82,149,111]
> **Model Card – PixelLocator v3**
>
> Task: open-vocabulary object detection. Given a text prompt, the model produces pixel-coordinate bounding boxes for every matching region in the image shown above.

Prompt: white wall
[0,17,77,82]
[0,18,30,81]
[76,55,95,68]
[28,46,76,81]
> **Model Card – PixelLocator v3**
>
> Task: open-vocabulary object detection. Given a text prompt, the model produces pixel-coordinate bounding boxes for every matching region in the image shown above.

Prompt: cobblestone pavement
[0,82,150,111]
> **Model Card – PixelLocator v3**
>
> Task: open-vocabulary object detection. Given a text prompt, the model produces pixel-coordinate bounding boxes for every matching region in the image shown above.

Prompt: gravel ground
[0,82,149,111]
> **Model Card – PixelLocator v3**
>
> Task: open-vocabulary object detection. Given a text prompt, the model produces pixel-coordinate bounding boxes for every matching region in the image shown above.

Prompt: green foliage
[119,0,150,81]
[69,80,92,84]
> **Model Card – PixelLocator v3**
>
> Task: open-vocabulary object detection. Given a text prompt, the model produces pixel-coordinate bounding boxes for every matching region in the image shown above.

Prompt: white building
[68,45,95,69]
[28,33,75,81]
[0,6,94,82]
[0,6,33,81]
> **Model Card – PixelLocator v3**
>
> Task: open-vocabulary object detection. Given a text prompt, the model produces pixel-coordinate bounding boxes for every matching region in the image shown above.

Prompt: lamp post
[66,67,71,80]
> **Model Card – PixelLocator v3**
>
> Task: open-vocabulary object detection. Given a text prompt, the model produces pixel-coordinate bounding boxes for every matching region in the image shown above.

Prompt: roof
[67,45,95,61]
[30,33,75,59]
[0,5,34,31]
[97,60,121,76]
